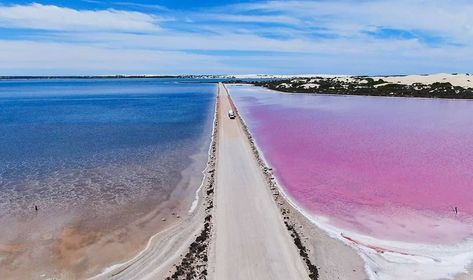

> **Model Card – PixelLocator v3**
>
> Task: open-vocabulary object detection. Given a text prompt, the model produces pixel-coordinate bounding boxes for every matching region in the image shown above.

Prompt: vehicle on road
[228,110,236,119]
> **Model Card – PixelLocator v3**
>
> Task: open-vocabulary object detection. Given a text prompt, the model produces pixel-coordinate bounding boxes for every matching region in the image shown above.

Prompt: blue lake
[0,78,216,216]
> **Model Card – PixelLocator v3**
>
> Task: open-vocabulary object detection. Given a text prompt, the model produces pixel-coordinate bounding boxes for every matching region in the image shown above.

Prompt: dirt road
[209,83,308,280]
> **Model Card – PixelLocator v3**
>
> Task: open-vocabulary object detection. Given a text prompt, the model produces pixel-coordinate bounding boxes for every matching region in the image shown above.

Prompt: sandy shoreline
[88,145,211,279]
[373,73,473,88]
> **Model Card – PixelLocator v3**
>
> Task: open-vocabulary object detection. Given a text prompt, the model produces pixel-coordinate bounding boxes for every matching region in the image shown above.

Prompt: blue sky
[0,0,472,75]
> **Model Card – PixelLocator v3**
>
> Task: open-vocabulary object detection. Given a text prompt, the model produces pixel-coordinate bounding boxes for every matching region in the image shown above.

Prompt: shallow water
[0,79,214,209]
[0,78,215,277]
[230,85,473,244]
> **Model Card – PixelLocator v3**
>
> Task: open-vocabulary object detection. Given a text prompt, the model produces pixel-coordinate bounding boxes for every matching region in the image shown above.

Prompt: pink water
[230,85,473,244]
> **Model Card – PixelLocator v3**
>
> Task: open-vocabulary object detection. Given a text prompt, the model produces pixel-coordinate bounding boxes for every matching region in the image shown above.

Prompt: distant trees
[251,77,473,99]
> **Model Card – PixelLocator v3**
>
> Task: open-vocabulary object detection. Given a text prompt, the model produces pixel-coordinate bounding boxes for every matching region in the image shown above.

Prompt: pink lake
[230,85,473,244]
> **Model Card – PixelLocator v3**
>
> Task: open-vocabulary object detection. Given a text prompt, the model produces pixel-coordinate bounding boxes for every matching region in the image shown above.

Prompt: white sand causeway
[208,83,308,279]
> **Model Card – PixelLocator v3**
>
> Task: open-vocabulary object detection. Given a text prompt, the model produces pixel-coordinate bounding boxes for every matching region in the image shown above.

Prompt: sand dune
[374,73,473,88]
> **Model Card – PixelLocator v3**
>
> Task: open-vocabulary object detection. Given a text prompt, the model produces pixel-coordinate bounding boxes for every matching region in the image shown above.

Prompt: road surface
[210,83,308,280]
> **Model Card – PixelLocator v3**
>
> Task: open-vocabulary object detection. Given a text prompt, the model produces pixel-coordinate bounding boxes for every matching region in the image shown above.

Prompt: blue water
[0,79,215,216]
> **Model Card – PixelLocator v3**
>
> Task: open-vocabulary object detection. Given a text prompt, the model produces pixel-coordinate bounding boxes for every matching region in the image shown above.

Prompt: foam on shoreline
[189,86,219,214]
[280,186,473,280]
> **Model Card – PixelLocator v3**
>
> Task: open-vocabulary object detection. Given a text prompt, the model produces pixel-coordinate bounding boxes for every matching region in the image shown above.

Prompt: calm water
[230,85,473,244]
[0,79,215,219]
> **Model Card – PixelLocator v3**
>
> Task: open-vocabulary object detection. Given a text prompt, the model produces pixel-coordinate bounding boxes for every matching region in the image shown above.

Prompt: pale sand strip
[88,175,208,280]
[89,216,204,280]
[374,73,473,88]
[207,83,309,279]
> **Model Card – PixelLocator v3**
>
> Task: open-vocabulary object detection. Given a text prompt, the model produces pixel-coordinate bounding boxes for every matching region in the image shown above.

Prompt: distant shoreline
[0,74,281,80]
[0,75,216,80]
[4,73,473,99]
[248,74,473,99]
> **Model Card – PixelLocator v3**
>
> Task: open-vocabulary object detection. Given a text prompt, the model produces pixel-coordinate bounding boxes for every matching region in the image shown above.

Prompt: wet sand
[0,139,211,279]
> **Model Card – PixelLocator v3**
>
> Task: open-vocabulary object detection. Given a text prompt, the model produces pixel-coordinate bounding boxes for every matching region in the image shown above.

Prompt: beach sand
[374,73,473,88]
[454,265,473,280]
[279,204,369,280]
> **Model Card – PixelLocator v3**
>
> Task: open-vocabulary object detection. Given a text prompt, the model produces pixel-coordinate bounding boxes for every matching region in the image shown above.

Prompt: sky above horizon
[0,0,472,75]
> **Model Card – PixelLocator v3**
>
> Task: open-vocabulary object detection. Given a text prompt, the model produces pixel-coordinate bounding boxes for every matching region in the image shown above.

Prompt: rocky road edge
[226,85,319,280]
[164,95,219,280]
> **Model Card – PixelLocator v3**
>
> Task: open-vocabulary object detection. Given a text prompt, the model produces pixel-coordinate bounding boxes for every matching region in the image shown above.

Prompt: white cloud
[225,0,473,43]
[1,36,471,76]
[1,1,473,75]
[0,40,235,75]
[0,3,161,32]
[194,14,301,25]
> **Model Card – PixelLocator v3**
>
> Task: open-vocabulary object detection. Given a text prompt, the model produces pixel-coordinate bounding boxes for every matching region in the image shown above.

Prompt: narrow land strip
[91,83,367,280]
[208,83,309,279]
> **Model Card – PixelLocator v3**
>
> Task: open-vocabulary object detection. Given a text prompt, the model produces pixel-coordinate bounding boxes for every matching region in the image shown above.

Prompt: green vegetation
[252,77,473,99]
